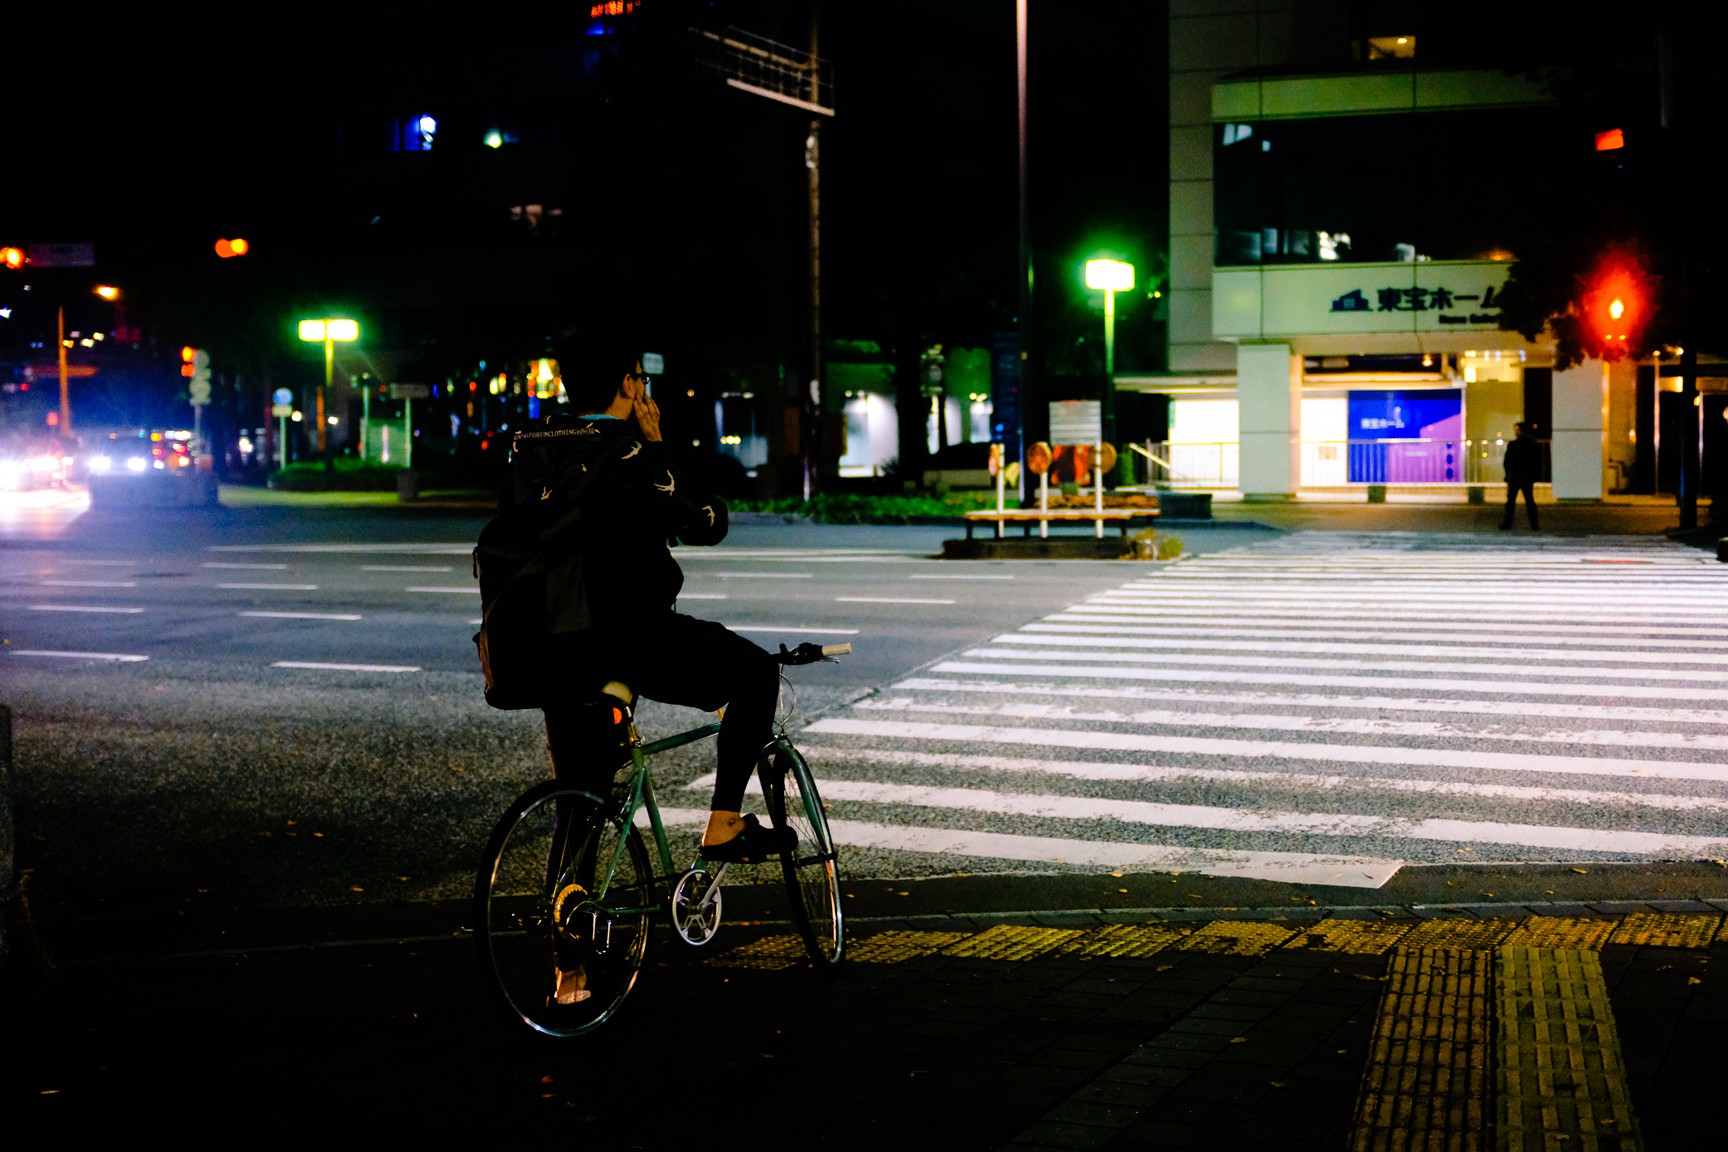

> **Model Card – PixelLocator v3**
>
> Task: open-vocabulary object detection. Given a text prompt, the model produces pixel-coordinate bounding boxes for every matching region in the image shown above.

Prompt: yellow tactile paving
[1399,917,1517,951]
[1499,916,1617,951]
[939,923,1087,960]
[1496,946,1643,1151]
[1605,912,1722,950]
[1057,922,1191,958]
[1171,919,1302,956]
[844,930,971,964]
[703,933,809,970]
[1281,917,1416,955]
[1349,947,1492,1152]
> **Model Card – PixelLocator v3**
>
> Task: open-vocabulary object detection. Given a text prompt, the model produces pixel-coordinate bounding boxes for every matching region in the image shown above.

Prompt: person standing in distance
[1500,421,1541,531]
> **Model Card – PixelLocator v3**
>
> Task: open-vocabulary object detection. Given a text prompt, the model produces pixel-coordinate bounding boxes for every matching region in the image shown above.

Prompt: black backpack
[471,438,627,710]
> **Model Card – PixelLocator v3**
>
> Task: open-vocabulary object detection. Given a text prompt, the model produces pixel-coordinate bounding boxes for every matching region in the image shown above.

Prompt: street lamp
[1084,258,1134,376]
[54,283,125,435]
[1084,258,1133,485]
[297,318,359,458]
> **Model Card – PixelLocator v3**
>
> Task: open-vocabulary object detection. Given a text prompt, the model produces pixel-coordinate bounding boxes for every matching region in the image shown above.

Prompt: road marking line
[405,586,480,594]
[1045,614,1728,647]
[202,562,290,570]
[649,803,1400,887]
[829,746,1728,814]
[710,572,814,579]
[361,564,453,572]
[909,573,1016,580]
[270,661,419,673]
[60,560,134,567]
[215,582,318,591]
[805,716,1728,785]
[834,596,957,605]
[240,611,364,621]
[749,772,1728,856]
[207,543,469,554]
[928,660,1728,703]
[726,626,861,635]
[677,593,728,600]
[992,633,1728,671]
[858,696,1728,752]
[1066,604,1728,635]
[39,579,136,588]
[27,605,144,614]
[895,676,1728,726]
[6,649,148,662]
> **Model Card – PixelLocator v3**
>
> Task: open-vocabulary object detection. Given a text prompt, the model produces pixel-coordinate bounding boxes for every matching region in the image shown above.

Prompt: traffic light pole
[1679,342,1700,531]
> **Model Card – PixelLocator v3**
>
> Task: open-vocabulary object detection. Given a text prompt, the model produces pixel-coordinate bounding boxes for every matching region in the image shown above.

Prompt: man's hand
[626,374,662,442]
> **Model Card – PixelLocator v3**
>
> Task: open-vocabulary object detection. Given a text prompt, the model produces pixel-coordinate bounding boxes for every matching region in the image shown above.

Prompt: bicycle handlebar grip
[821,643,852,657]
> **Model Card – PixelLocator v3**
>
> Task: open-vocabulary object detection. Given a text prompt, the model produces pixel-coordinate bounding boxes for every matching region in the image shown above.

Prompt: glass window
[1214,106,1567,265]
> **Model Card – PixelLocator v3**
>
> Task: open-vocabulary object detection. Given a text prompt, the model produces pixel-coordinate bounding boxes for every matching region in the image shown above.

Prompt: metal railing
[1128,439,1551,488]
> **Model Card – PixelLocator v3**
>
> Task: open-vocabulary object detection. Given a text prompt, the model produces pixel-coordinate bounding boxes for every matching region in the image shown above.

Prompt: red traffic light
[1579,248,1651,361]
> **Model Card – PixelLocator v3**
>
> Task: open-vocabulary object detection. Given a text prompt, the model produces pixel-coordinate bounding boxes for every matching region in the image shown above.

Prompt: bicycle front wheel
[474,780,657,1037]
[763,740,844,967]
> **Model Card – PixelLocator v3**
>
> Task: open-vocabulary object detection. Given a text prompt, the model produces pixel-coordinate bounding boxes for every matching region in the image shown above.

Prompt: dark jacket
[509,413,727,622]
[1503,435,1541,478]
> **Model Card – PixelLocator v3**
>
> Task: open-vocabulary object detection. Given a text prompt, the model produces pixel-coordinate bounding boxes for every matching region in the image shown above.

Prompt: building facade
[1125,1,1673,501]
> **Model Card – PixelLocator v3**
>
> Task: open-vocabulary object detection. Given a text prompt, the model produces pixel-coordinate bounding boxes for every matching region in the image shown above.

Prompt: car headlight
[126,456,148,473]
[90,456,113,473]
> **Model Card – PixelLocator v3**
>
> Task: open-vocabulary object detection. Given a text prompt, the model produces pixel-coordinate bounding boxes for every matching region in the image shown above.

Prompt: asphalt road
[4,494,1726,934]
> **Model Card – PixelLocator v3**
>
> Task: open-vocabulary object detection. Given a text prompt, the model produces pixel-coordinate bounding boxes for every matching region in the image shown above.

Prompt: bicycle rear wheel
[763,740,844,967]
[474,779,656,1036]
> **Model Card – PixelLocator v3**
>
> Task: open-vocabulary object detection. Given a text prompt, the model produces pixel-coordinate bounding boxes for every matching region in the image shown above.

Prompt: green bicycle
[474,641,849,1037]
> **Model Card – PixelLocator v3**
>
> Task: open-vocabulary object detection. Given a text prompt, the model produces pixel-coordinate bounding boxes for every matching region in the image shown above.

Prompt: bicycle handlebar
[775,641,852,666]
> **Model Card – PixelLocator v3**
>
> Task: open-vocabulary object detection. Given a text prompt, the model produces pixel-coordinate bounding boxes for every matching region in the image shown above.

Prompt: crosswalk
[777,532,1728,888]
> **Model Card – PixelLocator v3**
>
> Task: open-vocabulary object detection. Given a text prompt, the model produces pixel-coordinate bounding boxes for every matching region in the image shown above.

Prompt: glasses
[630,372,653,393]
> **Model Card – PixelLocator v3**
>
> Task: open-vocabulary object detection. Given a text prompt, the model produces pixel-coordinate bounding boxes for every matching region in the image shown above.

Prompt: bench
[963,508,1159,539]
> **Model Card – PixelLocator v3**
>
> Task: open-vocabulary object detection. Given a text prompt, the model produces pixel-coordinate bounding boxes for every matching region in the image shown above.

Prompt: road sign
[23,364,97,379]
[1048,400,1102,445]
[390,383,430,400]
[271,404,293,417]
[273,387,293,406]
[24,242,95,268]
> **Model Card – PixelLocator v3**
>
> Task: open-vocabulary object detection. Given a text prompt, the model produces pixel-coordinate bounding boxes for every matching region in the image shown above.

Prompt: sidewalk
[7,865,1725,1146]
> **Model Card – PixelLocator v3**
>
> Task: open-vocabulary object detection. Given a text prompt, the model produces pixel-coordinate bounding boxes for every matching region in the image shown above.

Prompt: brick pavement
[7,901,1725,1147]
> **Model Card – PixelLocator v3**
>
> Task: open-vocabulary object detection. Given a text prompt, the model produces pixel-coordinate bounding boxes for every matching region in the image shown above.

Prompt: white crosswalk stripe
[780,532,1728,888]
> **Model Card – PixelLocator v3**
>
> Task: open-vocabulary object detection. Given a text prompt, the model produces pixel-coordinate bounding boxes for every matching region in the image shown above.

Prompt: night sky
[3,3,1168,385]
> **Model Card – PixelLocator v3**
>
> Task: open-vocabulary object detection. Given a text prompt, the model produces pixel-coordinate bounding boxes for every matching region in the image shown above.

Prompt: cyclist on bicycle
[511,342,790,872]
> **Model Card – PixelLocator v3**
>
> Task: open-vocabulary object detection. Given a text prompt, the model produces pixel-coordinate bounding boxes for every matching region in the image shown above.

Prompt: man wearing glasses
[510,343,787,871]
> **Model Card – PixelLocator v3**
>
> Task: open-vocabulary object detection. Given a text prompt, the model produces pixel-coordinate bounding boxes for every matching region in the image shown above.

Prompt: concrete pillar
[1551,360,1608,500]
[1237,342,1301,498]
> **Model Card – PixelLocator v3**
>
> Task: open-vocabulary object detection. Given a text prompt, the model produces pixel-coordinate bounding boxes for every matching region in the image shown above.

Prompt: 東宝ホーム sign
[1331,283,1502,325]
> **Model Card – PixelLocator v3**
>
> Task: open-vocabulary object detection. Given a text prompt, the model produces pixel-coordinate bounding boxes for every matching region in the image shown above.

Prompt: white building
[1124,1,1658,501]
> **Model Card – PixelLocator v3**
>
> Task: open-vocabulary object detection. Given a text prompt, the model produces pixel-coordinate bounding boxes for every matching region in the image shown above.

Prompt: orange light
[215,237,250,258]
[1,246,24,270]
[1580,247,1650,360]
[1594,128,1625,152]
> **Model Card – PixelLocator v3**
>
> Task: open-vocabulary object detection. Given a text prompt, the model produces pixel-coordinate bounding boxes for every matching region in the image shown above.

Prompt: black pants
[543,614,779,812]
[1502,473,1538,528]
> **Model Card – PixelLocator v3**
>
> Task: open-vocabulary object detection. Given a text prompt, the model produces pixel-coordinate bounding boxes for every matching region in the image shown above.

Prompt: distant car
[84,429,217,508]
[84,429,198,478]
[0,436,73,491]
